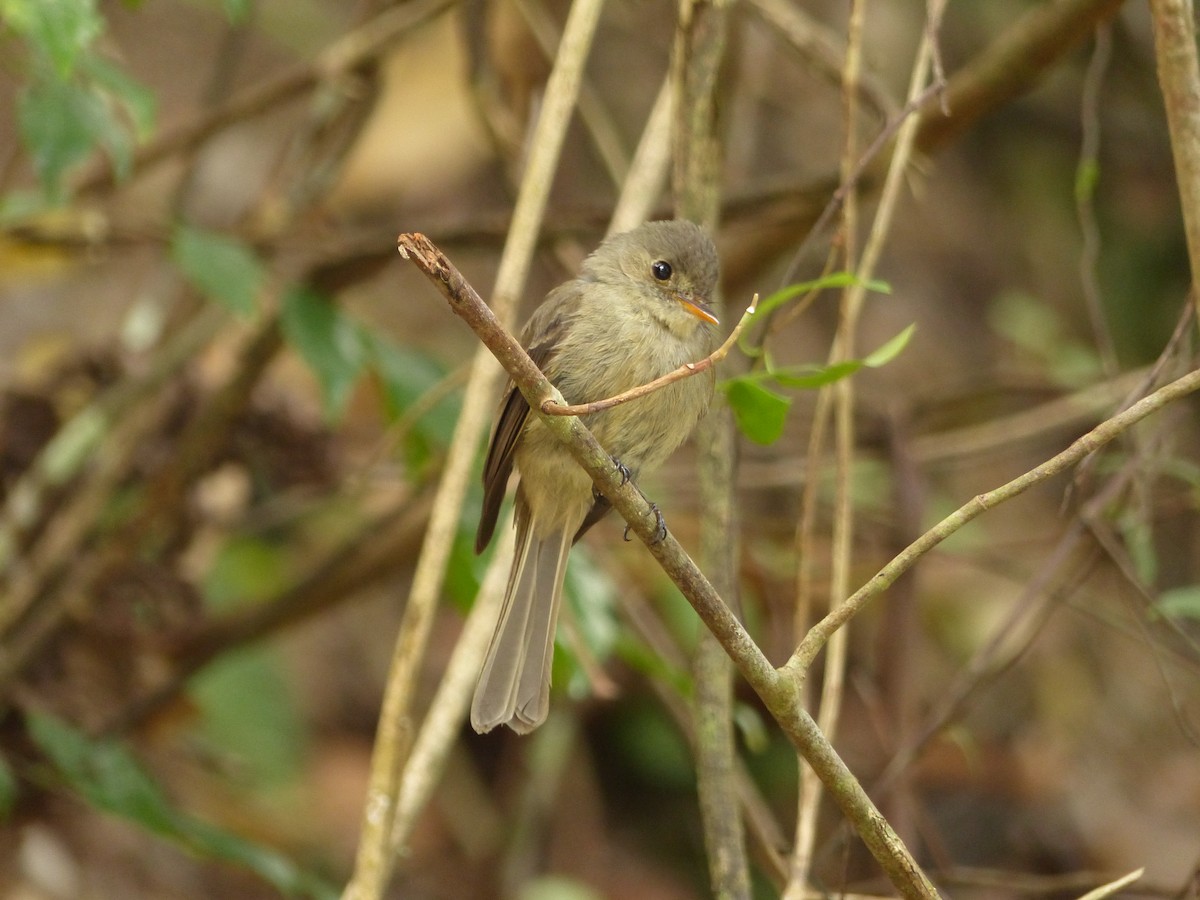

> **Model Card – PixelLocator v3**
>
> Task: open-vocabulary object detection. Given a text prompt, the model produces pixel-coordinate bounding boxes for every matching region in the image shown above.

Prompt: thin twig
[746,0,896,123]
[608,77,675,236]
[787,0,869,889]
[74,0,457,194]
[1074,867,1144,900]
[785,364,1200,675]
[539,294,758,416]
[1076,23,1119,378]
[779,78,945,288]
[915,0,1126,154]
[389,526,514,853]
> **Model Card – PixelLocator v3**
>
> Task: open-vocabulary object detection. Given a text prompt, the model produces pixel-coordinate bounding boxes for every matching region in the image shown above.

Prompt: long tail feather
[471,505,571,734]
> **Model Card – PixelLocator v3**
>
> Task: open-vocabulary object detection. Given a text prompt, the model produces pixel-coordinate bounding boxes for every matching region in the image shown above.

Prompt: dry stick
[913,0,1127,155]
[785,365,1200,676]
[1148,0,1200,326]
[512,0,629,186]
[617,579,790,887]
[1076,23,1119,379]
[1076,868,1145,900]
[0,303,226,608]
[673,1,750,897]
[746,0,896,122]
[397,232,939,900]
[608,77,675,237]
[74,0,457,194]
[97,488,436,737]
[788,0,870,891]
[343,2,608,897]
[388,526,514,853]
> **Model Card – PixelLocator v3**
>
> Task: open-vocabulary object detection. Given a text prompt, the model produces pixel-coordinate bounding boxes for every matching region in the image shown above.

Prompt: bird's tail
[471,508,571,734]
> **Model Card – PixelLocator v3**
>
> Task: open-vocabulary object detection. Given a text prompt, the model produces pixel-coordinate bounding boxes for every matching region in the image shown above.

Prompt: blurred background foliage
[0,0,1198,898]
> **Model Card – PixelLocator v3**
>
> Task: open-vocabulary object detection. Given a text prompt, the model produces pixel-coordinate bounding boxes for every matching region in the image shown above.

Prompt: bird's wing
[474,314,567,553]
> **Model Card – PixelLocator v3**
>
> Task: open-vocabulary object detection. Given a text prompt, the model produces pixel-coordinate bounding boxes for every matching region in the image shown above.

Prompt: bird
[471,219,720,734]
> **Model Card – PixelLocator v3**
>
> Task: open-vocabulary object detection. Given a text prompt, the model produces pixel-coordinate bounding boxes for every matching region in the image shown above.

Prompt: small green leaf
[1,0,104,77]
[1152,585,1200,621]
[732,703,770,754]
[1075,158,1100,204]
[18,77,110,194]
[366,335,460,455]
[172,225,265,316]
[862,323,916,368]
[221,0,252,23]
[769,360,862,389]
[558,550,619,699]
[82,55,156,137]
[751,272,891,322]
[41,406,107,483]
[724,378,791,445]
[281,285,368,419]
[0,190,48,225]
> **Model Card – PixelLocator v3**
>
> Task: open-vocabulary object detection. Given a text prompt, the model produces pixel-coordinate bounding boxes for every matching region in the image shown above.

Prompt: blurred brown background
[0,0,1197,898]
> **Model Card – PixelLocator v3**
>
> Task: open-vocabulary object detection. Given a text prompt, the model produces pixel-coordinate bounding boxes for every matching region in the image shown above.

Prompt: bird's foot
[624,502,667,544]
[611,456,632,485]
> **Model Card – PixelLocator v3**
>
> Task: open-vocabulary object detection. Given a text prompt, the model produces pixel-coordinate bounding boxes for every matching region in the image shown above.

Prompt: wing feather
[474,317,565,553]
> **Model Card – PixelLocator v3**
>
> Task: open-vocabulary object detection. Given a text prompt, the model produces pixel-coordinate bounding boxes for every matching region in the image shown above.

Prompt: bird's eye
[651,260,673,281]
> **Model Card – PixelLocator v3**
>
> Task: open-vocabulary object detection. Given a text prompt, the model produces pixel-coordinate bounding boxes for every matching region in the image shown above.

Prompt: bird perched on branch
[472,219,720,734]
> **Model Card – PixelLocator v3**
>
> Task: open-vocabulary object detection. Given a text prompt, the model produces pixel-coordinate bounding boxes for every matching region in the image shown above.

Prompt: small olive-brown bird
[471,219,720,734]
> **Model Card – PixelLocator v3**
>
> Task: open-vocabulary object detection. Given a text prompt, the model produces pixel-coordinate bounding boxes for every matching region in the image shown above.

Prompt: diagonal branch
[396,231,940,900]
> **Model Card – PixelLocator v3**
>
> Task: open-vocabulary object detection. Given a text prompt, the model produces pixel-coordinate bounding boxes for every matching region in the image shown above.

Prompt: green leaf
[221,0,252,23]
[614,631,691,696]
[723,378,790,445]
[768,360,862,389]
[1152,585,1200,621]
[171,225,265,316]
[0,189,51,226]
[732,703,771,755]
[751,272,891,322]
[1075,158,1100,204]
[28,712,174,829]
[1,0,103,77]
[26,713,335,898]
[203,535,290,611]
[82,55,156,137]
[281,285,368,419]
[442,528,484,613]
[0,752,17,819]
[190,648,306,789]
[558,550,619,699]
[366,335,460,451]
[862,323,916,367]
[18,77,111,194]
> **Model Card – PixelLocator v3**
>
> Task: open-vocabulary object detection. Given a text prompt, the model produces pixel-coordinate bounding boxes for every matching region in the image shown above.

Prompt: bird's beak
[677,293,719,325]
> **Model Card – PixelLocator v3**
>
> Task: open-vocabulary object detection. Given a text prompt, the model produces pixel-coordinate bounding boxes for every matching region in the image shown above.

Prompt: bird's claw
[612,456,632,485]
[624,503,666,544]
